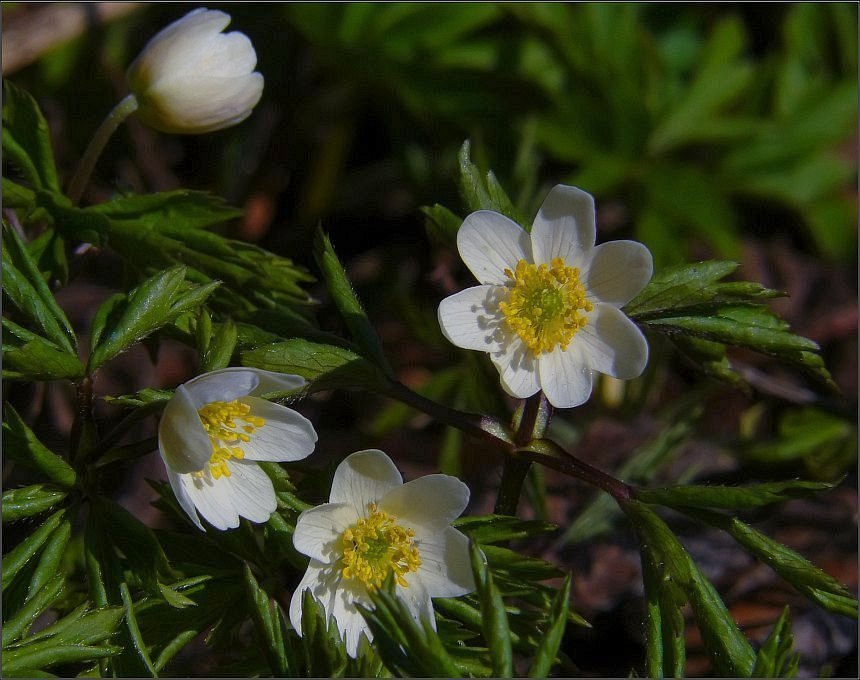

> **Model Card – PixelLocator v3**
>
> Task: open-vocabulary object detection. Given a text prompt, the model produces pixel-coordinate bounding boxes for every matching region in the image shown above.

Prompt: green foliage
[626,261,836,389]
[2,80,60,192]
[242,338,390,393]
[623,500,757,677]
[751,608,800,678]
[314,228,393,375]
[2,485,68,523]
[2,405,76,487]
[88,266,219,372]
[2,7,855,676]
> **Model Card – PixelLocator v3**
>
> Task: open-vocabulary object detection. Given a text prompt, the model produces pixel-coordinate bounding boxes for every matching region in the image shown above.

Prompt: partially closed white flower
[289,450,475,658]
[158,368,317,530]
[438,185,652,409]
[127,8,264,134]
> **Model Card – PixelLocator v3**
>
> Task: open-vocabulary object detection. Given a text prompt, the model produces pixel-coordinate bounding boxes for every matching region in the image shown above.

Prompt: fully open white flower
[289,450,474,657]
[126,8,264,134]
[158,368,317,530]
[438,185,652,409]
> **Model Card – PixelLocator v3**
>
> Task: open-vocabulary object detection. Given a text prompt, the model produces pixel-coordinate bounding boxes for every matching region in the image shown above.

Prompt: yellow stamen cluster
[499,258,593,356]
[196,400,265,479]
[340,503,421,590]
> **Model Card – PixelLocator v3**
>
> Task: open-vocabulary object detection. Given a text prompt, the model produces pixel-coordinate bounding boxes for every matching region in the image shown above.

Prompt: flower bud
[126,8,264,134]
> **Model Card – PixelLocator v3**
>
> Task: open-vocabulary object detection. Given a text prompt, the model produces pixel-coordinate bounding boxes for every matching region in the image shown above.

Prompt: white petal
[378,475,469,534]
[331,580,373,658]
[166,468,203,530]
[329,450,403,514]
[457,210,531,285]
[237,397,317,462]
[411,527,475,598]
[577,303,649,380]
[530,184,596,265]
[184,369,261,407]
[246,369,307,397]
[583,240,653,307]
[138,74,264,134]
[128,9,231,85]
[221,460,277,524]
[293,503,358,563]
[174,31,257,79]
[158,384,212,473]
[437,285,507,352]
[490,337,540,399]
[537,344,594,409]
[289,559,340,634]
[177,471,239,530]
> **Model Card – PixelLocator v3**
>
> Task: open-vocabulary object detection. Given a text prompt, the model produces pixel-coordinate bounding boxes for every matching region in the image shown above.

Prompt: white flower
[158,367,317,531]
[437,184,652,409]
[289,450,475,658]
[126,8,264,134]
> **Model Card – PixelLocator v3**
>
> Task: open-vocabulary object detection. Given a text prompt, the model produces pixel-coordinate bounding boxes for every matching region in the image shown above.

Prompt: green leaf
[2,405,75,487]
[626,261,835,389]
[119,582,157,677]
[3,574,65,646]
[88,266,218,371]
[623,500,756,676]
[2,223,75,353]
[298,590,347,677]
[453,514,557,544]
[360,577,463,678]
[421,203,463,248]
[470,542,513,677]
[2,485,68,523]
[649,17,754,153]
[458,140,525,225]
[640,542,686,678]
[241,338,389,393]
[2,178,36,210]
[26,516,71,603]
[314,228,393,376]
[636,479,837,510]
[681,507,858,619]
[528,574,571,678]
[2,319,85,381]
[89,190,244,230]
[17,604,124,647]
[89,497,175,598]
[751,607,800,678]
[243,564,290,676]
[202,318,238,372]
[1,642,120,676]
[2,509,67,591]
[2,81,60,191]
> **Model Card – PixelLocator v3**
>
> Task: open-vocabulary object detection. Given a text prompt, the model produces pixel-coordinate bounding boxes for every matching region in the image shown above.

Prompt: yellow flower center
[195,400,266,479]
[498,258,593,356]
[340,503,421,590]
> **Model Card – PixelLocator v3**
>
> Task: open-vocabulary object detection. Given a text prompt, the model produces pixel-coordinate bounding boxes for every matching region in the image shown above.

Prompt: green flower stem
[70,376,97,469]
[495,393,552,515]
[66,94,139,204]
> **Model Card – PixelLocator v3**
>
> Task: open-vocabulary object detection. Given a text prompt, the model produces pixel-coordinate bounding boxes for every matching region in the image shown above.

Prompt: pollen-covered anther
[196,399,266,479]
[340,503,421,589]
[499,257,593,355]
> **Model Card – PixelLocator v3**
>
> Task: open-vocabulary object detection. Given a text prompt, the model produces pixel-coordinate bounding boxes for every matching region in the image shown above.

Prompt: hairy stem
[67,94,139,204]
[495,393,552,515]
[385,380,632,502]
